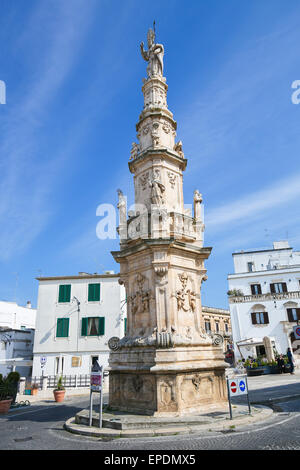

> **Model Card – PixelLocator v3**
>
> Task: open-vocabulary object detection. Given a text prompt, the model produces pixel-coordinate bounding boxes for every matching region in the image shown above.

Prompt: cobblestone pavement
[2,372,300,450]
[1,396,300,450]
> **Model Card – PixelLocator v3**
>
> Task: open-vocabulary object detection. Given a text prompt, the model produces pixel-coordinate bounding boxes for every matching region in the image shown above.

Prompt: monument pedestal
[108,346,227,416]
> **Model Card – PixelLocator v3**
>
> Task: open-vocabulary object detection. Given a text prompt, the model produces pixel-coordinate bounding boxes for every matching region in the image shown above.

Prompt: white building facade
[32,272,127,378]
[0,300,36,330]
[0,300,36,377]
[227,241,300,363]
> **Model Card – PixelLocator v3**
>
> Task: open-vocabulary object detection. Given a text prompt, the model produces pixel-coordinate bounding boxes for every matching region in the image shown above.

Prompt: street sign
[227,374,251,419]
[238,378,247,395]
[228,377,248,397]
[89,362,104,428]
[228,379,238,396]
[40,357,47,367]
[293,325,300,340]
[90,371,102,392]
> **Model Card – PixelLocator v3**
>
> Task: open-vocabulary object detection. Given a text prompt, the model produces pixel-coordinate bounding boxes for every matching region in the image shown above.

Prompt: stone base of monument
[107,346,228,416]
[75,404,230,430]
[69,403,272,438]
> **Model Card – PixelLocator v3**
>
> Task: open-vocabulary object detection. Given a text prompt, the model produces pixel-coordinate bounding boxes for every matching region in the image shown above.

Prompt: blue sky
[0,0,300,309]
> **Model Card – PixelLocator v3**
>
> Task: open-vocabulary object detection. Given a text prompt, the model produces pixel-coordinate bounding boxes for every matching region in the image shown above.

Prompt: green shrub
[55,375,65,391]
[6,371,20,383]
[227,289,244,297]
[0,377,14,401]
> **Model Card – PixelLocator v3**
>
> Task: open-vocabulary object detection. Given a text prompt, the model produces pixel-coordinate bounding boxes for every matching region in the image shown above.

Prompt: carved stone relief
[167,171,176,188]
[128,273,151,317]
[160,379,176,408]
[140,172,150,190]
[174,140,184,158]
[174,272,197,313]
[129,142,140,161]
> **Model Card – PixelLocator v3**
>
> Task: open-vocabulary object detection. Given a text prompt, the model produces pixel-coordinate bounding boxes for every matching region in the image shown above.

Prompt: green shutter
[124,318,127,334]
[56,318,63,337]
[58,284,71,303]
[88,283,100,302]
[63,318,69,337]
[56,318,69,337]
[98,317,105,335]
[81,317,88,336]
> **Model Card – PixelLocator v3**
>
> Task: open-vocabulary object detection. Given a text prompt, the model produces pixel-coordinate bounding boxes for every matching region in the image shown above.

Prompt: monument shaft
[109,27,227,415]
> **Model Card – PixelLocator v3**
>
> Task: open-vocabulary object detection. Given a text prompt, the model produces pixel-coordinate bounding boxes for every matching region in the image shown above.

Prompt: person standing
[287,348,295,374]
[277,355,285,374]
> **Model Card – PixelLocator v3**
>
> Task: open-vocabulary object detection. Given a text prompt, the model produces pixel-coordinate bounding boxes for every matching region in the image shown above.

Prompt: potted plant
[0,375,14,414]
[31,383,39,396]
[6,371,21,404]
[53,375,65,402]
[268,360,279,374]
[283,356,292,373]
[245,360,265,377]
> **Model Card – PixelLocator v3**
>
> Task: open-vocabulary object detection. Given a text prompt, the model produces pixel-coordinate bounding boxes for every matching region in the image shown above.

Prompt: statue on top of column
[140,25,164,79]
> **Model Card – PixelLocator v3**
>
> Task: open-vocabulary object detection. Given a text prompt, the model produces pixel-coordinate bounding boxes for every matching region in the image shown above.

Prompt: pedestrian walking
[287,348,295,374]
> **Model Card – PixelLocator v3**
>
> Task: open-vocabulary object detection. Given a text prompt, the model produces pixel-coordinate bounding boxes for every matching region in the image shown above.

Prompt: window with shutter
[251,284,262,295]
[263,312,269,324]
[81,317,88,336]
[81,317,105,336]
[98,317,105,335]
[124,318,127,334]
[56,318,69,337]
[58,284,71,303]
[287,308,300,322]
[251,312,268,325]
[88,283,100,302]
[270,283,287,294]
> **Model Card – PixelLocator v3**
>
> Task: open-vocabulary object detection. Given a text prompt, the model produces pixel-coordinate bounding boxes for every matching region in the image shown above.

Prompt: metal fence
[30,374,90,390]
[29,372,109,390]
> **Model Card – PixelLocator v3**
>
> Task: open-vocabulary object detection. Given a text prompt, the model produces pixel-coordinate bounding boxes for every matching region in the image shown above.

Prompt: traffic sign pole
[226,378,233,420]
[245,376,251,415]
[89,362,103,428]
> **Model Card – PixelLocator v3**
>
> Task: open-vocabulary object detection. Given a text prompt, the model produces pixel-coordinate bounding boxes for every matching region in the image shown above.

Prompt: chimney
[26,301,32,309]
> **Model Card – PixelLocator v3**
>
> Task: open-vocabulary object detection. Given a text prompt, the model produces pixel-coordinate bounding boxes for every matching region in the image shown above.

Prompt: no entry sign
[229,380,237,396]
[228,376,248,397]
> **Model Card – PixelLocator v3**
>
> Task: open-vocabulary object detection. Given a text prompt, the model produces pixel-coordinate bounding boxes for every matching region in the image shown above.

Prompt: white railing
[229,291,300,304]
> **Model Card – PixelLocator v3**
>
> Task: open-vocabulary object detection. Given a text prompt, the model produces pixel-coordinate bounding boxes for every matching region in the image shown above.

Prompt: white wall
[0,329,34,377]
[0,301,36,330]
[32,276,126,377]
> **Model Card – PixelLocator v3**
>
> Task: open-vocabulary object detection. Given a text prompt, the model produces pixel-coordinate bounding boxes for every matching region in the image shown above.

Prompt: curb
[64,405,273,439]
[251,393,300,407]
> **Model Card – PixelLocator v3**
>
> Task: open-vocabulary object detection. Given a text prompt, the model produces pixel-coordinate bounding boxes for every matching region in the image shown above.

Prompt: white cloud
[206,172,300,231]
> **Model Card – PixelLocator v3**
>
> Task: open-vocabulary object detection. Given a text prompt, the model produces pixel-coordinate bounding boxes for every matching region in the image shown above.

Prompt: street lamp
[72,297,81,352]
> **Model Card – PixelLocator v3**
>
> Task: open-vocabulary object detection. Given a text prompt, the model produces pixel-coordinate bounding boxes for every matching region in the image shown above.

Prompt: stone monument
[108,27,227,416]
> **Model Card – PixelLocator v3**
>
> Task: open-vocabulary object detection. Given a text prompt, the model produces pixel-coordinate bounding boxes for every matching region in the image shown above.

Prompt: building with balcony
[201,306,232,352]
[32,271,126,378]
[227,241,300,363]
